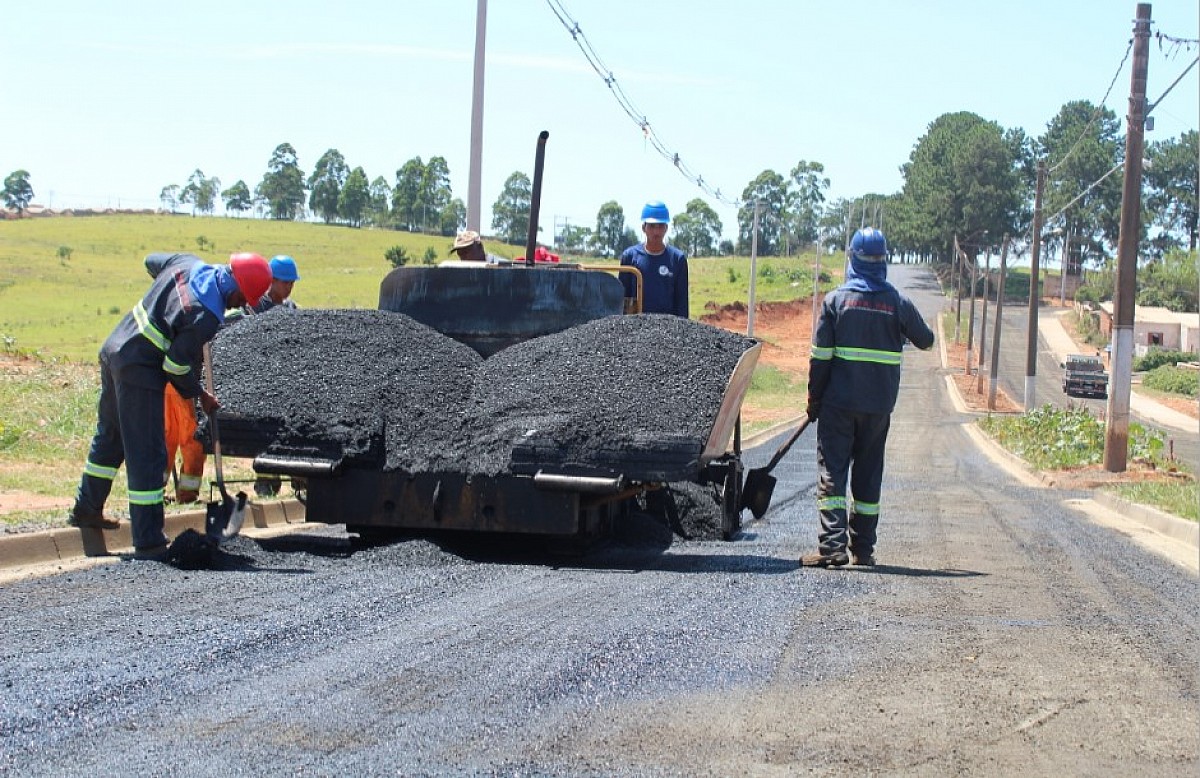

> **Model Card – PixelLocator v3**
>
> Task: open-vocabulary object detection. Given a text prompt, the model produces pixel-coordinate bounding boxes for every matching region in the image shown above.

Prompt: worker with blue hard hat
[251,255,301,313]
[619,200,689,317]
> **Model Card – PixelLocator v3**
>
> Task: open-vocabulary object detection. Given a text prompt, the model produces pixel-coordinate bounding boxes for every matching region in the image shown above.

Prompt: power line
[544,0,741,207]
[1046,39,1133,176]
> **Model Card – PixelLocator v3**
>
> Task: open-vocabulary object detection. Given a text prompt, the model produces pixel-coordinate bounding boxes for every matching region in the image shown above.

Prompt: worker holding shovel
[800,227,934,568]
[68,252,271,560]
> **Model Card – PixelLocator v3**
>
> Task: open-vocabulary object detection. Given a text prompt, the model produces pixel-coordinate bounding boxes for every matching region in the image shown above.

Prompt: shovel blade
[205,498,235,540]
[741,468,777,520]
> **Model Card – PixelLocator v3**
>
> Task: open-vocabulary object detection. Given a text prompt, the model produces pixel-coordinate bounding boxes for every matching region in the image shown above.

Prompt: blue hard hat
[849,227,888,261]
[640,200,670,224]
[269,255,300,282]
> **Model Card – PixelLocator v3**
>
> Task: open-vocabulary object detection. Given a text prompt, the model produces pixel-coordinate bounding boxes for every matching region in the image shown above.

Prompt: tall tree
[221,180,252,217]
[258,143,306,221]
[594,201,627,258]
[1145,129,1199,252]
[308,148,349,224]
[2,170,34,214]
[672,198,722,257]
[1038,101,1123,268]
[491,171,532,245]
[180,169,220,215]
[338,166,370,227]
[439,197,466,237]
[738,170,789,255]
[900,111,1024,263]
[368,175,392,226]
[392,157,425,232]
[786,160,830,248]
[420,156,453,233]
[159,184,180,213]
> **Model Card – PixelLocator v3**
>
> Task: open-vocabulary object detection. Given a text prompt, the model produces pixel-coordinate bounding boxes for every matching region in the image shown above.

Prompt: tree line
[3,103,1196,270]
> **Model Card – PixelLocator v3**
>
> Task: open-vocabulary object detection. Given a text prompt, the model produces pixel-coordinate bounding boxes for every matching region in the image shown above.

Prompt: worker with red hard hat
[69,251,272,560]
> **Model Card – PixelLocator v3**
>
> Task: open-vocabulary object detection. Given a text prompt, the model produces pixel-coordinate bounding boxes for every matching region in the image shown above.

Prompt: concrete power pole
[748,201,761,337]
[1025,161,1047,411]
[988,236,1011,411]
[467,0,487,232]
[1104,3,1152,472]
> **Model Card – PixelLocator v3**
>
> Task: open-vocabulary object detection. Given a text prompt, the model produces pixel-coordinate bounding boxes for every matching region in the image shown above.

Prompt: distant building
[1097,303,1200,354]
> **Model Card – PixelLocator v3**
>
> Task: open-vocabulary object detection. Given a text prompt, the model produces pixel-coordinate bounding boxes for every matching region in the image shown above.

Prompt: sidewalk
[1040,309,1196,433]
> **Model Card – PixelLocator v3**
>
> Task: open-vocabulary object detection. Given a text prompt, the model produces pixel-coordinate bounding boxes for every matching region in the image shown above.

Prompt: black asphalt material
[212,310,756,480]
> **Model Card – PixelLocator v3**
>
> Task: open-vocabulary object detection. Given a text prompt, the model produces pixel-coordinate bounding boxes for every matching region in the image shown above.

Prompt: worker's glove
[199,390,220,415]
[806,398,821,422]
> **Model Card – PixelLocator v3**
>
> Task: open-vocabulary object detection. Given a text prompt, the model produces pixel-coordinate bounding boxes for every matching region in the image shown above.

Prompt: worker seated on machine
[444,231,509,266]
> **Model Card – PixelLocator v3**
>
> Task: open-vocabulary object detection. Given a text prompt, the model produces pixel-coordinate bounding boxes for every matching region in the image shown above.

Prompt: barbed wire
[544,0,742,207]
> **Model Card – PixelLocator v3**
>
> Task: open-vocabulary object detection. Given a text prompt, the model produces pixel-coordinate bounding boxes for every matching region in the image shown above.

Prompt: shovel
[202,343,247,543]
[740,416,812,520]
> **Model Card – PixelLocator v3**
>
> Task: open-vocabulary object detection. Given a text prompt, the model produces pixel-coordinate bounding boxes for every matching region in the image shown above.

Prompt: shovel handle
[762,416,812,473]
[201,343,227,498]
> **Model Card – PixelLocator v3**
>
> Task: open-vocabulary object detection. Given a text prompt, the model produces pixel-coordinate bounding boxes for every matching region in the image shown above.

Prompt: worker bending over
[69,252,272,560]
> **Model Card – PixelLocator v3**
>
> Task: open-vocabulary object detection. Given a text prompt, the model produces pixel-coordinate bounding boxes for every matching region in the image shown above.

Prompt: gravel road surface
[1,265,1196,777]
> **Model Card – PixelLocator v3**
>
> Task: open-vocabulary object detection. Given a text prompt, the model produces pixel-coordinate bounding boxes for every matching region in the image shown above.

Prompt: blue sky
[5,1,1197,243]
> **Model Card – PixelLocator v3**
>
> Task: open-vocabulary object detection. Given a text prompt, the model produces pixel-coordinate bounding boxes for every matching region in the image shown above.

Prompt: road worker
[620,200,688,317]
[69,252,271,560]
[801,227,935,568]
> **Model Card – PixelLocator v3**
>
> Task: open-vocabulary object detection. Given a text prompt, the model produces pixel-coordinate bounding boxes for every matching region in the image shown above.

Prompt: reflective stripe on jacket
[809,284,934,414]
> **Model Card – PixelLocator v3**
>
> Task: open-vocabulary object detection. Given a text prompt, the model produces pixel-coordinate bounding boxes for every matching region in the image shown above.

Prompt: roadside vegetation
[979,405,1197,522]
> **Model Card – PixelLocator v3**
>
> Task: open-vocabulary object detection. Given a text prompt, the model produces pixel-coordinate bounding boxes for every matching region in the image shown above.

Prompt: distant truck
[1061,353,1109,399]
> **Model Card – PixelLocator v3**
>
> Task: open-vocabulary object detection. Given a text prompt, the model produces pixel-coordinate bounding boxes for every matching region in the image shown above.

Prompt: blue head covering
[841,256,891,293]
[187,264,238,322]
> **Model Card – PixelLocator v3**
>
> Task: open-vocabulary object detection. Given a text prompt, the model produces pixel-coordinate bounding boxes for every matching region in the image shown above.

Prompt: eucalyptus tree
[491,171,532,245]
[392,157,425,231]
[439,197,466,237]
[338,166,370,227]
[221,180,252,217]
[368,176,392,226]
[258,143,306,221]
[737,169,788,255]
[180,169,220,216]
[786,160,830,248]
[594,201,627,258]
[672,198,722,257]
[2,170,34,213]
[308,148,349,224]
[419,156,453,233]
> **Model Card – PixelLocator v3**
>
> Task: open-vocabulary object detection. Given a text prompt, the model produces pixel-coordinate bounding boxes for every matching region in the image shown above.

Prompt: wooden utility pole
[1104,3,1152,472]
[966,242,978,370]
[953,236,962,343]
[976,244,992,394]
[748,201,760,337]
[988,236,1011,410]
[1025,161,1047,411]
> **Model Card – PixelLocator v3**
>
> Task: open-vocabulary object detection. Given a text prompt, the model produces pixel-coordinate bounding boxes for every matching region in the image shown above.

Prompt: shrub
[384,245,409,268]
[1133,349,1196,372]
[979,404,1171,470]
[1142,365,1199,397]
[422,246,437,265]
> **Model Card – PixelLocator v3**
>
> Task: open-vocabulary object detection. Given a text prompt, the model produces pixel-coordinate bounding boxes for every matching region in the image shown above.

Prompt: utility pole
[955,235,964,340]
[466,0,487,232]
[976,244,992,394]
[1025,160,1047,411]
[966,240,979,370]
[988,236,1011,411]
[748,200,760,337]
[1059,230,1072,307]
[1105,3,1152,472]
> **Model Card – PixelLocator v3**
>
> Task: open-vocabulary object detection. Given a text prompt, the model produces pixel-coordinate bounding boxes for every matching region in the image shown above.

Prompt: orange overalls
[164,383,205,502]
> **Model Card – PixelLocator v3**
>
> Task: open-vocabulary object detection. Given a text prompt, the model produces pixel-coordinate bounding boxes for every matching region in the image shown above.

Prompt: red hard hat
[229,252,272,307]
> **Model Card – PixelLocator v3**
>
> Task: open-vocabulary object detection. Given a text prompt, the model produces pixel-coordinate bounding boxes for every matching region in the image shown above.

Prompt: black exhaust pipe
[524,130,549,267]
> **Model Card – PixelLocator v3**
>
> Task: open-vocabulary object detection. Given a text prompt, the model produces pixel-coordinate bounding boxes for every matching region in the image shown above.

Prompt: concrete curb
[1091,489,1199,549]
[1,500,306,569]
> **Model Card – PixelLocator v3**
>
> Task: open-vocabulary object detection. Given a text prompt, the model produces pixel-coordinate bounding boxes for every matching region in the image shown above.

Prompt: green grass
[1109,481,1199,523]
[978,404,1195,521]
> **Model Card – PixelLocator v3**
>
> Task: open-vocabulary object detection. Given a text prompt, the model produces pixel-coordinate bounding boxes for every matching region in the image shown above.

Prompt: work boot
[132,544,169,562]
[176,489,200,504]
[799,549,849,567]
[67,505,120,531]
[852,552,876,567]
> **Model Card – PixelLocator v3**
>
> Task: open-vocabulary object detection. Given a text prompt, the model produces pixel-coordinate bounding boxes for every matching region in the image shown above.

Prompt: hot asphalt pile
[212,310,755,482]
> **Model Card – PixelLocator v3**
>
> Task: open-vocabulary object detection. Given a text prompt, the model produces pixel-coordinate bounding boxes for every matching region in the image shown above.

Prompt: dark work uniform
[620,243,689,317]
[807,260,935,558]
[73,253,227,550]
